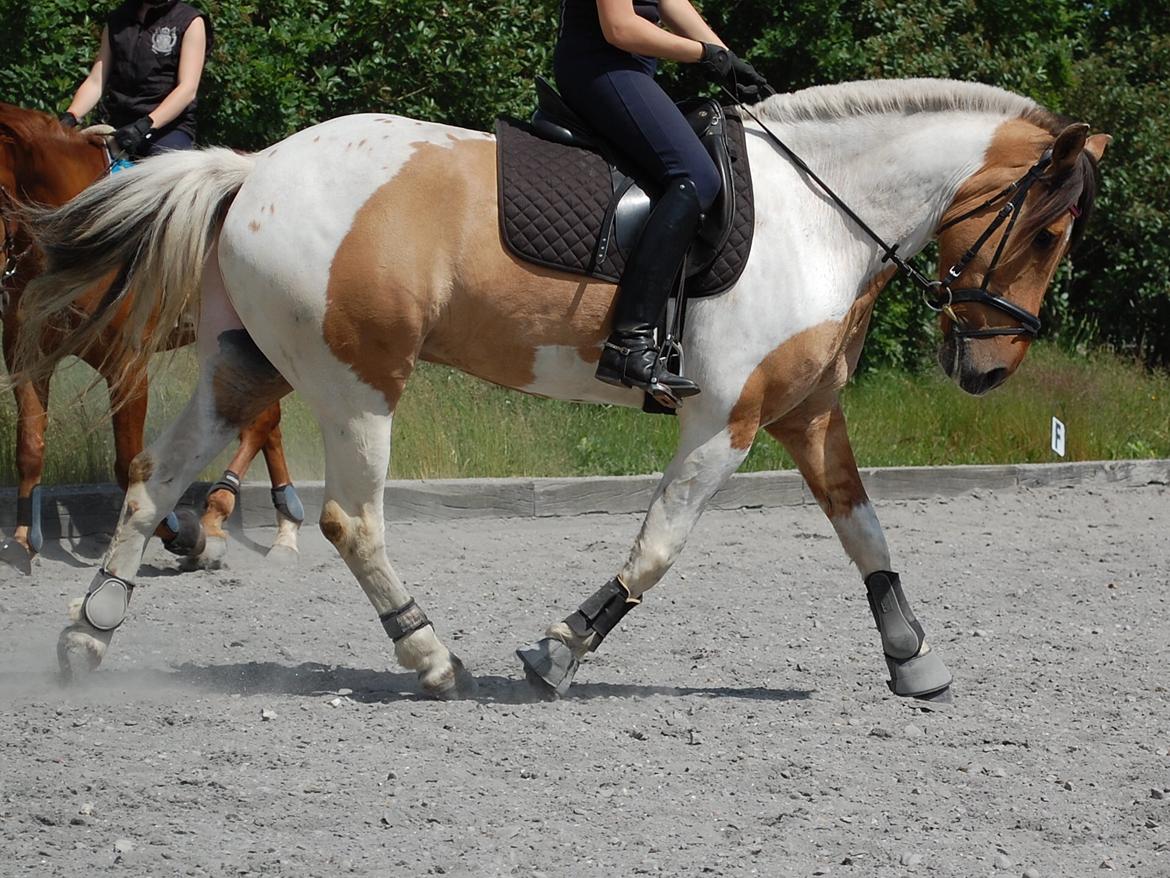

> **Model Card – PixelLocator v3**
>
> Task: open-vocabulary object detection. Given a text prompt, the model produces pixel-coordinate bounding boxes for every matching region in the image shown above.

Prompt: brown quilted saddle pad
[495,109,754,298]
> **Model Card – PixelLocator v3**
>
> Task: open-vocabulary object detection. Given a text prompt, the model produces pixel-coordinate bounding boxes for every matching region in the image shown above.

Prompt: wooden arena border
[1,460,1166,542]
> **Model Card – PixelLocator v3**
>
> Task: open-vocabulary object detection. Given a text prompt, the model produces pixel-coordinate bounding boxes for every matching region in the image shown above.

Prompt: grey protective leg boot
[595,178,703,406]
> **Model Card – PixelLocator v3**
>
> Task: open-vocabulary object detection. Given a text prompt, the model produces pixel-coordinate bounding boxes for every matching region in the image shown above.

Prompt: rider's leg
[558,67,721,401]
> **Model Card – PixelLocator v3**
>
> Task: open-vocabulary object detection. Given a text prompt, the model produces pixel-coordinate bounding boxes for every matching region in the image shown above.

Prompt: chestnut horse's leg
[518,409,751,696]
[766,398,952,701]
[0,366,50,574]
[197,401,301,568]
[257,404,302,561]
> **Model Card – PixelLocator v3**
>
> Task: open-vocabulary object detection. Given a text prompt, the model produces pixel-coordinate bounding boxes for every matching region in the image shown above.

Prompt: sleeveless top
[555,0,661,77]
[105,0,210,139]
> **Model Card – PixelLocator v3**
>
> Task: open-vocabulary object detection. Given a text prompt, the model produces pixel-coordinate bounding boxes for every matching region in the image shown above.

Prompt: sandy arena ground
[1,480,1167,877]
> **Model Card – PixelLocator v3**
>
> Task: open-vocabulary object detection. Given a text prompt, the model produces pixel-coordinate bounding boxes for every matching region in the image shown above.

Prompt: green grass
[1,343,1167,486]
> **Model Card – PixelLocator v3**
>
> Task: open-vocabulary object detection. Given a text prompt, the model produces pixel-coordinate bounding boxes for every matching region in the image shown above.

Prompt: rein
[723,86,1054,340]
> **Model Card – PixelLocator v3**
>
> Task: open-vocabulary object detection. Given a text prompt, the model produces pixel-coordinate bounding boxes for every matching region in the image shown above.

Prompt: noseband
[725,90,1065,341]
[927,152,1052,339]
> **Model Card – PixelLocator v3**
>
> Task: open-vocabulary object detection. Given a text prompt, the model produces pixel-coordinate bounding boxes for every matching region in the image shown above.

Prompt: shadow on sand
[167,660,814,705]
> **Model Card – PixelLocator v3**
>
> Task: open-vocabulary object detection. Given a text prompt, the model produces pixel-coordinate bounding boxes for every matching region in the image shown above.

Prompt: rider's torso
[105,0,205,138]
[555,0,661,76]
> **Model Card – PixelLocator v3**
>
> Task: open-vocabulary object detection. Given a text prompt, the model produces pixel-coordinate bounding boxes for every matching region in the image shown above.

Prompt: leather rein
[724,86,1060,340]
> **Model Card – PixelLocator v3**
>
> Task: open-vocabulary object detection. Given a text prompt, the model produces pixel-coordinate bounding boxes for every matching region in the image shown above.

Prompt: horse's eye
[1033,229,1058,250]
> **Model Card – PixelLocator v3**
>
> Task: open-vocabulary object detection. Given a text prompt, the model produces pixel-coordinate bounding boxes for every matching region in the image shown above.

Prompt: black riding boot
[596,178,702,405]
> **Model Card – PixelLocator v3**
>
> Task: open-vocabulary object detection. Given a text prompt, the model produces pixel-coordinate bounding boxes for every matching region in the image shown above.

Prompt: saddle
[496,77,755,298]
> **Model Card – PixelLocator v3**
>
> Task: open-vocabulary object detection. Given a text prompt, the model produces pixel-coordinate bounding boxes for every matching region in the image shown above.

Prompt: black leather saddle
[527,76,738,279]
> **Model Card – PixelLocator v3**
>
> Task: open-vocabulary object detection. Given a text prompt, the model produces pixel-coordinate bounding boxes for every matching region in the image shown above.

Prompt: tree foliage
[1,0,1166,365]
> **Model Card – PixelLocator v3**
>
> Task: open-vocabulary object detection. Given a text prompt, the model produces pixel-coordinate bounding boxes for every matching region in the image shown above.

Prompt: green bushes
[1,0,1166,364]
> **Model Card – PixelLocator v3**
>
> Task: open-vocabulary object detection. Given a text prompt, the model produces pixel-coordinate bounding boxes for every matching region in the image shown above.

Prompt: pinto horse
[0,103,303,571]
[15,80,1106,697]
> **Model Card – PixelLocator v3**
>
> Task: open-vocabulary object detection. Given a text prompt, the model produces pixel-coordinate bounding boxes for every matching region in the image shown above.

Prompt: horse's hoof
[914,685,954,705]
[516,637,580,699]
[56,624,108,683]
[189,535,228,570]
[0,537,33,575]
[265,543,299,566]
[160,508,206,557]
[420,653,477,700]
[885,648,953,700]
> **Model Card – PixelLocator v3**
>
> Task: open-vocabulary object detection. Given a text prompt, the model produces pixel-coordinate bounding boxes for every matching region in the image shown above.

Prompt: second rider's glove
[113,116,155,157]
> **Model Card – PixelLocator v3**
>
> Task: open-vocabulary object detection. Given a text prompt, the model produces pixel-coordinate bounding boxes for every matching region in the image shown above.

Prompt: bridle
[725,87,1067,341]
[0,185,33,315]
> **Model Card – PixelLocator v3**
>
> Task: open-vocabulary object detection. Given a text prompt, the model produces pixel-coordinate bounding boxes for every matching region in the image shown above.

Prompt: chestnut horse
[0,103,302,572]
[15,80,1106,699]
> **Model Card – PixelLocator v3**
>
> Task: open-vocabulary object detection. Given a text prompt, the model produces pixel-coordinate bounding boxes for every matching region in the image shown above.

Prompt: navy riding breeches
[554,63,722,212]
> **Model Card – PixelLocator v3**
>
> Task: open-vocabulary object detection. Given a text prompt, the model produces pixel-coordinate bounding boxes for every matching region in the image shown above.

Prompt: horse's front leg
[518,414,750,696]
[0,370,49,574]
[766,400,952,701]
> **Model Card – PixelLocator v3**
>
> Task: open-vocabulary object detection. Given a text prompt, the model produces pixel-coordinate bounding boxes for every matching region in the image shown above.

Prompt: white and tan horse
[15,79,1107,699]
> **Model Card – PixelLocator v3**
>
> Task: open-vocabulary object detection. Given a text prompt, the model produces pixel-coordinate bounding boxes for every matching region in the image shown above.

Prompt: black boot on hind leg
[865,570,953,702]
[517,578,641,698]
[596,179,702,407]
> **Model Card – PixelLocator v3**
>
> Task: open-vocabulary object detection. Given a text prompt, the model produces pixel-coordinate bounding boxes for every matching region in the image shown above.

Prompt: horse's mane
[0,102,74,145]
[755,78,1099,251]
[755,78,1053,128]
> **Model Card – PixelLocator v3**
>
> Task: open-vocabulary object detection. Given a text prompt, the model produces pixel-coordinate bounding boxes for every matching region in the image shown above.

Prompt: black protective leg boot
[596,178,703,405]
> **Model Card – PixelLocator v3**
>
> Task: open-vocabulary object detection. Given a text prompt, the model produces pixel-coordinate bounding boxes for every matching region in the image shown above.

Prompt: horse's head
[0,103,109,205]
[935,117,1109,395]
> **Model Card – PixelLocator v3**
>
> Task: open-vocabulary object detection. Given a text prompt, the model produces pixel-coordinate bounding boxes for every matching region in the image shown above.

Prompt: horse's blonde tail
[11,147,255,393]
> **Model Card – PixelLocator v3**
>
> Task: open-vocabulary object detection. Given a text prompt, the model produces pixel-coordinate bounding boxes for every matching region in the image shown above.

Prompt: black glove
[58,111,78,129]
[697,43,774,102]
[114,116,155,157]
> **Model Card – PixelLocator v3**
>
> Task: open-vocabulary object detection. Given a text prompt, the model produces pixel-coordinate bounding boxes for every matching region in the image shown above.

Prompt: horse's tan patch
[728,270,895,450]
[248,220,260,232]
[323,138,617,406]
[766,402,867,516]
[126,455,153,485]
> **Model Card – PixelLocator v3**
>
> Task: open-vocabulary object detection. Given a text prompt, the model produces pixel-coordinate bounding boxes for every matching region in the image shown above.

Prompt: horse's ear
[1050,122,1090,174]
[1084,133,1112,163]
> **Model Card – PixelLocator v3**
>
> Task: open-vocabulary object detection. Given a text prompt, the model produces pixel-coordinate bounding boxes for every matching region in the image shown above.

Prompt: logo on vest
[151,26,178,55]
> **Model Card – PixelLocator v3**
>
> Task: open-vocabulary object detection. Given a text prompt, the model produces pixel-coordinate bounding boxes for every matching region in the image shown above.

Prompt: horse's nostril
[982,367,1009,392]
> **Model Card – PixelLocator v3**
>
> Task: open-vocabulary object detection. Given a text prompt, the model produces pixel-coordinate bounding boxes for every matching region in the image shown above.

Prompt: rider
[59,0,210,158]
[555,0,769,401]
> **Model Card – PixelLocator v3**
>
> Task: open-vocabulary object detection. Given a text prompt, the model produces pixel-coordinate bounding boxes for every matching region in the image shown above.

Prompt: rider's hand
[58,112,78,129]
[697,43,733,80]
[697,43,774,103]
[729,56,774,102]
[113,116,155,157]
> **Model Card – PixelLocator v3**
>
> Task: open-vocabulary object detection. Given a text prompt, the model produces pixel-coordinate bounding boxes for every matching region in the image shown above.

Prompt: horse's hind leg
[194,401,300,568]
[766,399,952,702]
[57,329,290,679]
[518,414,749,696]
[316,410,472,698]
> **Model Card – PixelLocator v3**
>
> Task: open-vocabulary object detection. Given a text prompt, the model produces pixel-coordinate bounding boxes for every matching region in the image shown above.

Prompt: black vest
[105,0,209,139]
[556,0,660,76]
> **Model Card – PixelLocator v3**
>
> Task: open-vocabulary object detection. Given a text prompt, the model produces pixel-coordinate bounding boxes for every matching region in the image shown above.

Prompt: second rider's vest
[105,0,208,139]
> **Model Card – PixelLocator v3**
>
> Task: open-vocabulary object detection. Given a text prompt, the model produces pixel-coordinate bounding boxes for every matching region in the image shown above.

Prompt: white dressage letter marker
[1051,417,1066,457]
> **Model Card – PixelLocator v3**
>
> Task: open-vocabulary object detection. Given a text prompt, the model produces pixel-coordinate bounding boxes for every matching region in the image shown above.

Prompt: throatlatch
[80,568,133,631]
[865,570,952,699]
[380,599,432,643]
